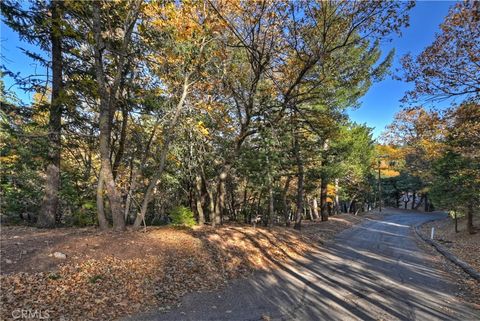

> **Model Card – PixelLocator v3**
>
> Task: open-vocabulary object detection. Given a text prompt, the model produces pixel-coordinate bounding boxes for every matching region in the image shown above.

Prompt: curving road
[123,211,480,321]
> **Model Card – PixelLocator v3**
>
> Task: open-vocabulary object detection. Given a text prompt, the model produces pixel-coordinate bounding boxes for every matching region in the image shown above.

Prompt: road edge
[413,222,480,282]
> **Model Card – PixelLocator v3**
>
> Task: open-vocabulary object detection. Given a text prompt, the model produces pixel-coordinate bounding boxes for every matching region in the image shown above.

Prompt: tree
[90,0,143,231]
[383,107,445,209]
[2,0,65,227]
[38,0,63,227]
[334,124,375,214]
[395,2,479,227]
[431,103,480,234]
[132,0,223,228]
[0,81,46,223]
[401,1,480,104]
[1,0,414,233]
[210,1,412,229]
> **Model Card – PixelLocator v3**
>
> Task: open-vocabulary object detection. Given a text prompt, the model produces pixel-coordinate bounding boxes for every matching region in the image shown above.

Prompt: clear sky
[1,1,456,138]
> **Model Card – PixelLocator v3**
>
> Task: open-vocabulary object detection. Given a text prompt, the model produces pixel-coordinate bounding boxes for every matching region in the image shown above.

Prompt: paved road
[123,211,480,321]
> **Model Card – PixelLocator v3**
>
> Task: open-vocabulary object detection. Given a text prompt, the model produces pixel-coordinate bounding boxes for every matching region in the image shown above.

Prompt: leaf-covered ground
[418,216,480,306]
[0,214,365,321]
[420,216,480,273]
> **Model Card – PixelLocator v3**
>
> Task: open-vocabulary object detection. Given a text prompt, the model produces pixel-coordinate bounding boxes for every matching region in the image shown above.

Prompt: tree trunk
[411,191,416,210]
[207,182,216,227]
[92,2,126,231]
[242,179,249,223]
[454,210,458,233]
[123,167,137,223]
[312,196,319,220]
[96,174,108,229]
[348,194,357,214]
[334,178,340,215]
[215,170,227,225]
[403,192,409,210]
[424,193,429,212]
[194,173,205,225]
[38,0,62,228]
[414,194,424,210]
[320,179,328,221]
[282,177,291,227]
[229,187,237,221]
[92,0,141,231]
[100,159,125,231]
[268,184,274,226]
[133,77,190,228]
[467,204,475,234]
[307,197,314,221]
[124,120,159,223]
[293,134,303,230]
[112,104,128,180]
[213,170,227,226]
[256,191,263,218]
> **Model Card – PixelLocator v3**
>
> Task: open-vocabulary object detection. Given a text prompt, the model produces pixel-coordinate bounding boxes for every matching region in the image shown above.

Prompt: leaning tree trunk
[133,77,190,228]
[124,119,159,223]
[38,0,63,228]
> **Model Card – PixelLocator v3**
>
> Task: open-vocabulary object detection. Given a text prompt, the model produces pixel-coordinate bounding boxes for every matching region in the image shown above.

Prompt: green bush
[71,208,96,227]
[168,206,196,227]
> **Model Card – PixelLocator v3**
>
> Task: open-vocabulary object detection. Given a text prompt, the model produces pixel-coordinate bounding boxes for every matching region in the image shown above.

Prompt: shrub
[168,206,196,227]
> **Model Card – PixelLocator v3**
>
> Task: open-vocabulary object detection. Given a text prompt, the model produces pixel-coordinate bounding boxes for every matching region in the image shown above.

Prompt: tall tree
[38,0,63,227]
[132,0,221,228]
[401,1,480,104]
[1,0,65,227]
[431,103,480,234]
[90,0,142,231]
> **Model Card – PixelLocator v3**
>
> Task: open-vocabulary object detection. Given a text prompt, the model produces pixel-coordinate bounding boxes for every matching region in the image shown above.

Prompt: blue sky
[349,1,456,138]
[1,1,456,138]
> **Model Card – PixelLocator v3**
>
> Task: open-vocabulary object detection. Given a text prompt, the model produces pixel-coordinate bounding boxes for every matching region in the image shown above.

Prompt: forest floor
[123,211,480,321]
[0,213,374,321]
[418,216,480,303]
[419,216,480,273]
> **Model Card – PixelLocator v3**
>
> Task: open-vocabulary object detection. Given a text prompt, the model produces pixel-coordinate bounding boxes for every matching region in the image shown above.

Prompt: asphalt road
[123,211,480,321]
